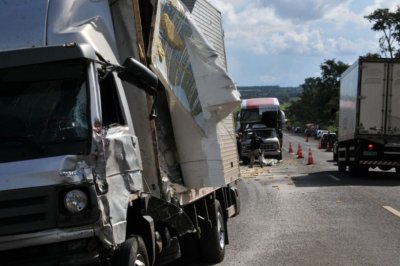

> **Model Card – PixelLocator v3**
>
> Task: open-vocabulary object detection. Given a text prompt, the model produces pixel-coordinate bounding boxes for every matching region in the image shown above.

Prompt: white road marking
[383,206,400,218]
[328,175,341,181]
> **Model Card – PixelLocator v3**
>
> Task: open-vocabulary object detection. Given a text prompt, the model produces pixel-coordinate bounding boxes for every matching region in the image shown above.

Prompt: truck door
[386,62,400,135]
[359,62,387,134]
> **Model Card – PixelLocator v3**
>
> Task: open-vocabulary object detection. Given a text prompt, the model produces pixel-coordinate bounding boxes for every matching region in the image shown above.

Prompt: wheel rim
[217,212,225,249]
[135,253,146,266]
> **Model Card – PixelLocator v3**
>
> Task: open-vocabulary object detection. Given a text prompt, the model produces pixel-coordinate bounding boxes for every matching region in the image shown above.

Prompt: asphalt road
[215,131,400,266]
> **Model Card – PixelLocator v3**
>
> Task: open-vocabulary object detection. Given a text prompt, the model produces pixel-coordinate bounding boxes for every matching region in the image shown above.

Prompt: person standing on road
[249,133,264,168]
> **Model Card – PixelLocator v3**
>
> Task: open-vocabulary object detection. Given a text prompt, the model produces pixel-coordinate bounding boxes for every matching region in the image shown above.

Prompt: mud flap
[143,196,195,236]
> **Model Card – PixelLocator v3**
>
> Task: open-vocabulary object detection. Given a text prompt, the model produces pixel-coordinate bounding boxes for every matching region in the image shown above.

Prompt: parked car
[315,130,329,139]
[320,132,337,149]
[294,127,302,133]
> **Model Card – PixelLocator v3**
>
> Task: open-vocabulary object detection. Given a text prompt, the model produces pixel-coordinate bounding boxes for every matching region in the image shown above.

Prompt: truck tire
[338,162,346,172]
[113,235,149,266]
[349,164,368,176]
[199,199,225,263]
[278,151,282,161]
[349,163,359,176]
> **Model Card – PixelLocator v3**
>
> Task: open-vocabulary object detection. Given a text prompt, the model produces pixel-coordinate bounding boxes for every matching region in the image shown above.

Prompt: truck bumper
[359,160,400,167]
[241,149,281,158]
[0,227,99,265]
[263,150,281,158]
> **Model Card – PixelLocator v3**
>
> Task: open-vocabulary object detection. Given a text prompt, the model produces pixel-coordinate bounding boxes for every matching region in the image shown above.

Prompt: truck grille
[0,186,56,236]
[261,144,276,150]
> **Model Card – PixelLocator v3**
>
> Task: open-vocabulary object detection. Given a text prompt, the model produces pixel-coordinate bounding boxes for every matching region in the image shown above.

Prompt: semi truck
[0,0,241,265]
[337,57,400,175]
[237,98,284,163]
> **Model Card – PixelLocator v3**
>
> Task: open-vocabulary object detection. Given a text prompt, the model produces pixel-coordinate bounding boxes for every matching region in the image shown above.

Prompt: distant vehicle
[315,130,329,139]
[240,126,282,163]
[294,127,302,133]
[239,97,285,148]
[337,58,400,175]
[320,133,337,149]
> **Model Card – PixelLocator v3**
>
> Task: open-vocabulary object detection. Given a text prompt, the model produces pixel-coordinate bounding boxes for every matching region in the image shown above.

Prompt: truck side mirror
[118,57,158,96]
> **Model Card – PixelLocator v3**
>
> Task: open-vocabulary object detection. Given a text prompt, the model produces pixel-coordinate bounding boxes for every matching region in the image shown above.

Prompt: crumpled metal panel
[91,126,144,246]
[104,126,142,181]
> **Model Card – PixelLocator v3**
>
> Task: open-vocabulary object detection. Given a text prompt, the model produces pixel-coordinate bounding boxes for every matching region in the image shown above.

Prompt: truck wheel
[378,166,391,171]
[278,151,282,161]
[349,164,368,176]
[242,157,249,165]
[349,164,360,176]
[338,162,346,172]
[112,235,149,266]
[200,200,225,263]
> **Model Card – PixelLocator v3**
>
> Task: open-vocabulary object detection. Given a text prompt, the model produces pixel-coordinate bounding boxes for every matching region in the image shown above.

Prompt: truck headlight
[64,189,88,213]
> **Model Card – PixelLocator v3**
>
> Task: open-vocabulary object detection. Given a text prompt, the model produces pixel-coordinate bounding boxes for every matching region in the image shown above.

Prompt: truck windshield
[0,60,91,163]
[240,109,261,123]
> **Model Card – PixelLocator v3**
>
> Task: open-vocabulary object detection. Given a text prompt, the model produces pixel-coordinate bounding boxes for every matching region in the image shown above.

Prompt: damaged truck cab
[0,43,159,264]
[0,0,241,265]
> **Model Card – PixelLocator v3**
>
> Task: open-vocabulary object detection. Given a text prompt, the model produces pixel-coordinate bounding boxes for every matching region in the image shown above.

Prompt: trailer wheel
[338,162,346,172]
[112,235,149,266]
[200,199,225,263]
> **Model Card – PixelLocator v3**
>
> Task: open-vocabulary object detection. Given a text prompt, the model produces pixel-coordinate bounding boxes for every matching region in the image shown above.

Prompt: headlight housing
[64,189,88,214]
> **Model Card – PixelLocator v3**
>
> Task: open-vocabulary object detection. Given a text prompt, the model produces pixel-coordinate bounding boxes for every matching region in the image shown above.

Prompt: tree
[286,59,349,129]
[364,8,400,58]
[362,52,382,59]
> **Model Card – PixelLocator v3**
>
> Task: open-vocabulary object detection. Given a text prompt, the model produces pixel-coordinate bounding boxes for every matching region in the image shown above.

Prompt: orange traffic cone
[296,144,301,156]
[289,142,293,153]
[307,148,315,165]
[297,145,304,159]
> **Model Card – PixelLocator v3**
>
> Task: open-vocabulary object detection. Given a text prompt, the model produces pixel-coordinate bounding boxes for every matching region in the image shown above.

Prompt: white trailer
[338,57,400,175]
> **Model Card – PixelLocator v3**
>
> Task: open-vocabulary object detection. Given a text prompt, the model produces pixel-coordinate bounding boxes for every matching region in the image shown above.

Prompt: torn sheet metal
[149,0,240,188]
[90,126,145,247]
[95,126,144,245]
[150,0,240,130]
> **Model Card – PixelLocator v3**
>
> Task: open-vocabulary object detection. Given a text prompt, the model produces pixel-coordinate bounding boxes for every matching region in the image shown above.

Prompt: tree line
[286,6,400,131]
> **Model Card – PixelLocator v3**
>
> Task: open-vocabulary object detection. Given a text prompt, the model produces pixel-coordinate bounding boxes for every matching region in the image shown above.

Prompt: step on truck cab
[0,0,241,265]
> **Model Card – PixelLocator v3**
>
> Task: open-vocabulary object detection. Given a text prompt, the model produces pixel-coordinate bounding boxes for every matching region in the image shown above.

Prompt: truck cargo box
[339,58,400,142]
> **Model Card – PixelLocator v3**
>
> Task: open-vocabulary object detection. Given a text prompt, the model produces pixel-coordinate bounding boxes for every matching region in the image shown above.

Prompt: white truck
[0,0,241,265]
[238,98,284,161]
[338,57,400,175]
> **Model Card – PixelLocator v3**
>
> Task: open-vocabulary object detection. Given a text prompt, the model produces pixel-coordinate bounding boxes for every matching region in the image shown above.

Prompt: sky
[207,0,400,87]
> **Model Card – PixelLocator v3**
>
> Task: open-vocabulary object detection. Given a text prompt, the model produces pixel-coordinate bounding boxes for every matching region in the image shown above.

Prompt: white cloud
[206,0,397,85]
[207,0,382,58]
[259,0,350,22]
[364,0,399,14]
